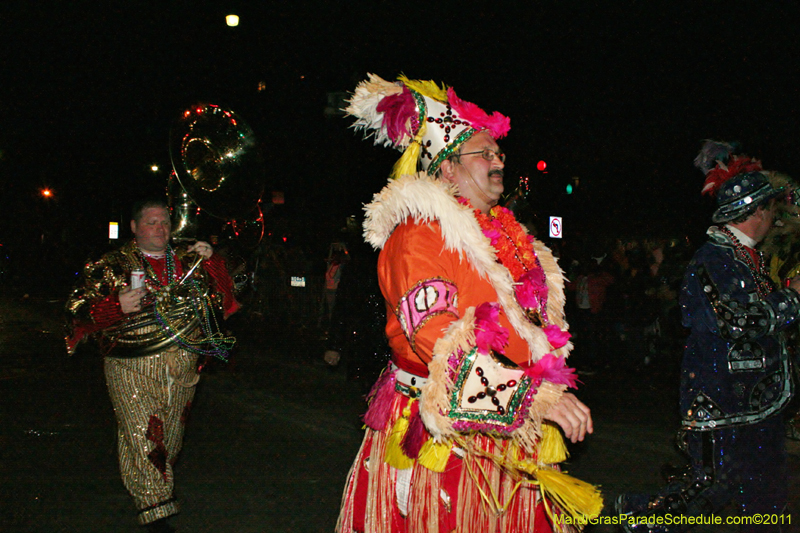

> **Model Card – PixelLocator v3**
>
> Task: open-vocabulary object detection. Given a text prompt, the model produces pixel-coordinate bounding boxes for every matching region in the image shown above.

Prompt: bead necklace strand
[138,244,235,361]
[719,226,773,299]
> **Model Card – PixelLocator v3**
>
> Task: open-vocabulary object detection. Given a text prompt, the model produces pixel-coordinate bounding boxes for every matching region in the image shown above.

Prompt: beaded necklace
[137,243,235,361]
[460,198,549,325]
[137,243,179,288]
[719,226,773,299]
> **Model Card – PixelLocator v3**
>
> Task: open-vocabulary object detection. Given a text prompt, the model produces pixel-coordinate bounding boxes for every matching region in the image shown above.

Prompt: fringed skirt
[335,370,570,533]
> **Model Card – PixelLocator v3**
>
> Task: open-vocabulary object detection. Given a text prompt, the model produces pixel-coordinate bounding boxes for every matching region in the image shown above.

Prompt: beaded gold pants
[104,348,199,525]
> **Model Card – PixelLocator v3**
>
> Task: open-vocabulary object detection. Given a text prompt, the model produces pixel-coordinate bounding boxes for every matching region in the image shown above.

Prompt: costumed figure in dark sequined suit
[334,74,601,533]
[616,141,800,532]
[65,199,239,533]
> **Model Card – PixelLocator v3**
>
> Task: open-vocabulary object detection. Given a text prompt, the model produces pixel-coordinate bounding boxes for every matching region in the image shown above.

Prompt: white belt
[392,363,428,388]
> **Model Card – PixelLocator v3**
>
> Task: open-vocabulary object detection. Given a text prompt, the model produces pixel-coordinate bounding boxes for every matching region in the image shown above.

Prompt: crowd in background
[235,231,697,383]
[0,221,697,381]
[561,237,694,374]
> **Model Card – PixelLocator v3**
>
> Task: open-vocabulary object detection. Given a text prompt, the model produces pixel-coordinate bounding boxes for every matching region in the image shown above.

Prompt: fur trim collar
[363,172,571,364]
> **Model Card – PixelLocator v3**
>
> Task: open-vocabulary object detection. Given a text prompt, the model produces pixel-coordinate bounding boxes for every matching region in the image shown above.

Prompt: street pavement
[1,290,799,532]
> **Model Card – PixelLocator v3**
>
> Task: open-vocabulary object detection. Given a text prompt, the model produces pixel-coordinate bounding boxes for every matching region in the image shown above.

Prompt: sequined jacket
[65,240,239,356]
[680,226,800,430]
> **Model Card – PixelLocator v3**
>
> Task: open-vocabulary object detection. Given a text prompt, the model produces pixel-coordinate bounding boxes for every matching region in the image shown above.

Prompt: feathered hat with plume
[345,74,510,179]
[694,139,782,223]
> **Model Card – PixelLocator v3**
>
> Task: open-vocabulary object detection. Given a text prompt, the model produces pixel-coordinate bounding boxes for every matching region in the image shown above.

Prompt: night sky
[2,1,799,272]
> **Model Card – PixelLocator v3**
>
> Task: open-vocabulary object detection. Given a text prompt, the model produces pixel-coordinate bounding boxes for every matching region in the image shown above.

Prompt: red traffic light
[536,160,547,172]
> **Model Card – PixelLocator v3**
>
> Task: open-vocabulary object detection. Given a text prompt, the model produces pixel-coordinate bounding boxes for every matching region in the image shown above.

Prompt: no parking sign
[549,216,563,239]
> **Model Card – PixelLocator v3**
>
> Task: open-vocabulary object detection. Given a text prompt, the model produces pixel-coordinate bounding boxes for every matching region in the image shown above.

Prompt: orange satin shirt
[379,217,530,377]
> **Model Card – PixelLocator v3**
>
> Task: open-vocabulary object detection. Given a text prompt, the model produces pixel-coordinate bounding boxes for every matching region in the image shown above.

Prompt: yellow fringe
[417,438,452,472]
[538,422,569,464]
[455,437,602,526]
[398,74,448,101]
[536,467,603,524]
[384,404,415,470]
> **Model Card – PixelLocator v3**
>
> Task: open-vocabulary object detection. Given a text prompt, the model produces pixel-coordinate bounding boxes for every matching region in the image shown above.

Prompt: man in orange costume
[335,74,599,533]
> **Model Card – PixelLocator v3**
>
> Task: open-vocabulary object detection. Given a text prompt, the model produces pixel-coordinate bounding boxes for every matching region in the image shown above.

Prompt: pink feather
[515,270,548,310]
[447,87,510,139]
[543,325,571,349]
[474,302,510,355]
[376,87,417,145]
[522,353,578,388]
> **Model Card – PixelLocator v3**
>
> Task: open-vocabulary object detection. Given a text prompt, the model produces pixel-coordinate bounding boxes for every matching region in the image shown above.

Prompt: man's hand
[543,392,593,443]
[119,286,147,314]
[188,241,213,259]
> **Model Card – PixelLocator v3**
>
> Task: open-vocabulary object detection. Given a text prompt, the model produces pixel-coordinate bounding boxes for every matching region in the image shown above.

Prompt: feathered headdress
[694,139,781,223]
[345,73,510,179]
[695,140,763,197]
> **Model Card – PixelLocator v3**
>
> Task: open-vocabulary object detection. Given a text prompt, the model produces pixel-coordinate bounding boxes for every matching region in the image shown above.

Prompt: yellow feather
[398,75,447,102]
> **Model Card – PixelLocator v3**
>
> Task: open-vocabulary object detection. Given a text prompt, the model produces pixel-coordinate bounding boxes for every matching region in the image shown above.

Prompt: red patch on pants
[146,415,168,480]
[181,400,192,425]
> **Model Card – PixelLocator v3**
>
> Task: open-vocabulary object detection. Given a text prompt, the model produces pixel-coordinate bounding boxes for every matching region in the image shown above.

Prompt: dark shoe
[145,517,176,533]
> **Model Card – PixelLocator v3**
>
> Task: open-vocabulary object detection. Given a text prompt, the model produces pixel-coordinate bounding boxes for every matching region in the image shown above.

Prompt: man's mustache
[489,169,505,179]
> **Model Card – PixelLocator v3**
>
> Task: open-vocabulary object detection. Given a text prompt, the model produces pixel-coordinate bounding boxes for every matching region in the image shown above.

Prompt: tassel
[417,438,451,473]
[385,404,415,470]
[363,369,396,431]
[401,400,428,458]
[538,422,568,464]
[390,138,421,180]
[536,467,603,524]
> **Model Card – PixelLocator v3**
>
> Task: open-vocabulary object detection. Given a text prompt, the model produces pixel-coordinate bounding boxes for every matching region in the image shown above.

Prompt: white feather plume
[344,73,407,149]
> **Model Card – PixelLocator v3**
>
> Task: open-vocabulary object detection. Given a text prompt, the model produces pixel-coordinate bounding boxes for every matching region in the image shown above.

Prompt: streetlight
[226,14,239,27]
[40,188,53,199]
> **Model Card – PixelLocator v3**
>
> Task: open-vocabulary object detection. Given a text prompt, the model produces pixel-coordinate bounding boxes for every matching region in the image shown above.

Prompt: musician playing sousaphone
[65,197,239,533]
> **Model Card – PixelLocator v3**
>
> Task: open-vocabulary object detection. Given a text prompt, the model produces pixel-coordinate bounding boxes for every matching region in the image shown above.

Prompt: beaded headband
[345,74,510,179]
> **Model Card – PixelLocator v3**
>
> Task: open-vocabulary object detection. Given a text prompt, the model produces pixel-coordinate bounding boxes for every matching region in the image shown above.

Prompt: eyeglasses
[460,148,506,163]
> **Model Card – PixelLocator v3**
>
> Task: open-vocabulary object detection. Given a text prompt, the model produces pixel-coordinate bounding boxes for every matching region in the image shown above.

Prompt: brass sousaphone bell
[168,103,265,242]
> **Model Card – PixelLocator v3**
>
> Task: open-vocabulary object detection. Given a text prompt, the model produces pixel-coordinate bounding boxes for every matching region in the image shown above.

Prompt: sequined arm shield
[395,278,458,352]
